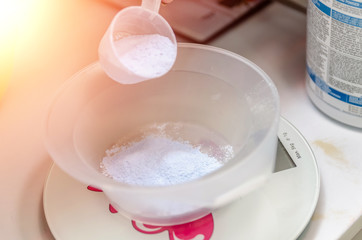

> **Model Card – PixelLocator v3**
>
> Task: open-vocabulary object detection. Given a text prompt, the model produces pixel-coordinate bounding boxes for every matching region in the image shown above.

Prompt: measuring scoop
[98,0,177,84]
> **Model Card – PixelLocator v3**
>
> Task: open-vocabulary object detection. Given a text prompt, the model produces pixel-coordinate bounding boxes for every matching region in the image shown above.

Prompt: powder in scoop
[114,34,176,78]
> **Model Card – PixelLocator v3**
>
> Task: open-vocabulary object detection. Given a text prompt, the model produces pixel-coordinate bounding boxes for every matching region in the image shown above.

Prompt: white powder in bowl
[100,123,233,186]
[113,34,176,78]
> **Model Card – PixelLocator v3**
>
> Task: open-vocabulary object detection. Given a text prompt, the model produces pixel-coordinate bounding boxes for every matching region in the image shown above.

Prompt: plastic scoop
[98,0,177,84]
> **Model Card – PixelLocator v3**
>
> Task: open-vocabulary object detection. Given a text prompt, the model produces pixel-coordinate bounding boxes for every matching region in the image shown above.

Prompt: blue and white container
[306,0,362,128]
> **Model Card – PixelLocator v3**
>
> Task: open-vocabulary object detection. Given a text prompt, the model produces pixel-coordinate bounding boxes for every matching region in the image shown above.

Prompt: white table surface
[1,0,361,239]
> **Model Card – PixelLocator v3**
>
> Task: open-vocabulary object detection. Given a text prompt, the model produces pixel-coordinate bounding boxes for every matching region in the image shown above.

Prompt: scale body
[43,117,320,240]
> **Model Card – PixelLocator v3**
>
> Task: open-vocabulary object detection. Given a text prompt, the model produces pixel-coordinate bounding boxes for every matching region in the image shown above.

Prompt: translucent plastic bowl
[44,43,280,225]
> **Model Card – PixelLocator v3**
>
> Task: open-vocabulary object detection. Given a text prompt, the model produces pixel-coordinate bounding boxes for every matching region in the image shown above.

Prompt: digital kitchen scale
[43,117,320,240]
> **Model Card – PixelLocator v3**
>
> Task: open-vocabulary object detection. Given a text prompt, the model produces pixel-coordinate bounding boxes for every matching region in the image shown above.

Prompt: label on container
[306,0,362,117]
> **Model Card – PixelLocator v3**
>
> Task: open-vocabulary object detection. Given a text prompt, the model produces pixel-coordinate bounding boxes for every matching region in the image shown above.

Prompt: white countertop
[1,0,361,239]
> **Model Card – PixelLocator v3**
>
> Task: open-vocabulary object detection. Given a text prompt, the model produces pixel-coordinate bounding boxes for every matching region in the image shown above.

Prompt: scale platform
[43,117,320,240]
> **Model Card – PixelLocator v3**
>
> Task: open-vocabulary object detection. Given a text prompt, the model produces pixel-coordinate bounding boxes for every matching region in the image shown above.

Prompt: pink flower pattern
[87,186,214,239]
[132,214,214,240]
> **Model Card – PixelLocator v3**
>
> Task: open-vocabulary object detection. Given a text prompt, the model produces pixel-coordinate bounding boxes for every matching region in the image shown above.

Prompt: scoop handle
[141,0,162,13]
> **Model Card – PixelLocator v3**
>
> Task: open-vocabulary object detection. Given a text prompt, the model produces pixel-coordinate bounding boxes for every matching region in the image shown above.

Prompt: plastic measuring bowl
[98,0,177,84]
[44,43,280,226]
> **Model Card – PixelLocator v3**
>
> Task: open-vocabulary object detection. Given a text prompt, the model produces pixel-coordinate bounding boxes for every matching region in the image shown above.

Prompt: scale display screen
[274,139,297,172]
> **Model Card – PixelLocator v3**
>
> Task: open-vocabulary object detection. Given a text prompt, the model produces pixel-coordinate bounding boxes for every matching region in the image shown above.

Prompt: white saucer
[43,117,320,240]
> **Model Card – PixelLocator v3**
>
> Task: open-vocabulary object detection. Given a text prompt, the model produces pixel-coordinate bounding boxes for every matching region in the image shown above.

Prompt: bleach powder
[100,122,234,186]
[114,34,176,79]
